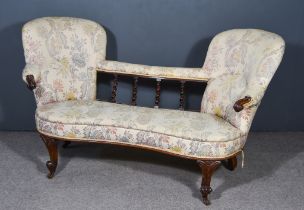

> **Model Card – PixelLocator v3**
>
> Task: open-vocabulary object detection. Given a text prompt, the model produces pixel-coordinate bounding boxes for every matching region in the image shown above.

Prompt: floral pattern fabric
[98,61,208,81]
[22,17,107,105]
[22,19,285,159]
[201,29,285,134]
[36,100,245,158]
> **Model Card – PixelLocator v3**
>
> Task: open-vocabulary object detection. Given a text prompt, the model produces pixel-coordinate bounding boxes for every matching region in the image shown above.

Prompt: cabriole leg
[197,160,221,205]
[40,134,58,179]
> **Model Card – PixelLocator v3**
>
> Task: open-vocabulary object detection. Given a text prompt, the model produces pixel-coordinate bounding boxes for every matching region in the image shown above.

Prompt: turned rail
[106,72,192,110]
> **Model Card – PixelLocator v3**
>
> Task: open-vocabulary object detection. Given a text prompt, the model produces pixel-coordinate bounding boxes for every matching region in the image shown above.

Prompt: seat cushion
[36,100,246,158]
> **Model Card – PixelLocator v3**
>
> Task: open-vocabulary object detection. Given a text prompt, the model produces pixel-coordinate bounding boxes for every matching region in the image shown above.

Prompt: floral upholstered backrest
[22,17,107,105]
[201,29,285,134]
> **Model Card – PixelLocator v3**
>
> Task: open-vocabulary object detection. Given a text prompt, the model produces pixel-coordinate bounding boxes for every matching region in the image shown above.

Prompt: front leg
[197,160,221,205]
[40,134,58,179]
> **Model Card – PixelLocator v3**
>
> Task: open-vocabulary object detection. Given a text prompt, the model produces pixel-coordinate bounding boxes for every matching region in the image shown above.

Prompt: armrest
[233,96,258,112]
[22,64,41,90]
[97,60,209,81]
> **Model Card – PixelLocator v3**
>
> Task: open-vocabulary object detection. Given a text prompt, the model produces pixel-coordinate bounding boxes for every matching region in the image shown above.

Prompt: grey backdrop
[0,0,303,131]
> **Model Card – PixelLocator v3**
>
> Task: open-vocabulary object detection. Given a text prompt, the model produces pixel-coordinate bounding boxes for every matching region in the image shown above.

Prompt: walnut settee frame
[26,70,249,206]
[22,17,284,206]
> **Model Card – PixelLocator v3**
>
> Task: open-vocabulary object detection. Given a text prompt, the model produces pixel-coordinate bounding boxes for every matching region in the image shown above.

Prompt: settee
[22,17,285,205]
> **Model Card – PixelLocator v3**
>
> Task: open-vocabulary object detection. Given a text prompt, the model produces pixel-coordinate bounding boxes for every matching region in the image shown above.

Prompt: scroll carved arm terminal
[26,74,36,90]
[233,96,252,112]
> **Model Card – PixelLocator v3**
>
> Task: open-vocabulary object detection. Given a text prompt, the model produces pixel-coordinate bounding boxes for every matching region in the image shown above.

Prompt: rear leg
[62,141,71,148]
[221,155,237,171]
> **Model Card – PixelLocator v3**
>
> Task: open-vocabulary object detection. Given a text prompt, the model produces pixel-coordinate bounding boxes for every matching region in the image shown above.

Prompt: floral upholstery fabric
[98,61,207,81]
[22,64,41,82]
[36,100,245,158]
[22,17,107,105]
[201,29,285,134]
[22,18,285,159]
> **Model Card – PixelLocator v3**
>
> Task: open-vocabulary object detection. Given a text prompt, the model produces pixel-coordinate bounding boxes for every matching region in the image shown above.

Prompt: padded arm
[97,60,209,81]
[22,64,41,90]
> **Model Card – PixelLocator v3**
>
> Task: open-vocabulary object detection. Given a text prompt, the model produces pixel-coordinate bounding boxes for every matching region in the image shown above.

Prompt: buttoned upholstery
[201,29,285,133]
[22,17,107,105]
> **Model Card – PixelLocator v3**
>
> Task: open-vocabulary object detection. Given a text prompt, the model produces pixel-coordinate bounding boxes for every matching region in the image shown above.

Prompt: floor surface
[0,132,304,210]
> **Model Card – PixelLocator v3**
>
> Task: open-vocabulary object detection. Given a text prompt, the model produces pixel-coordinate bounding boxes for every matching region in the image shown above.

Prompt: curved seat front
[36,100,245,159]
